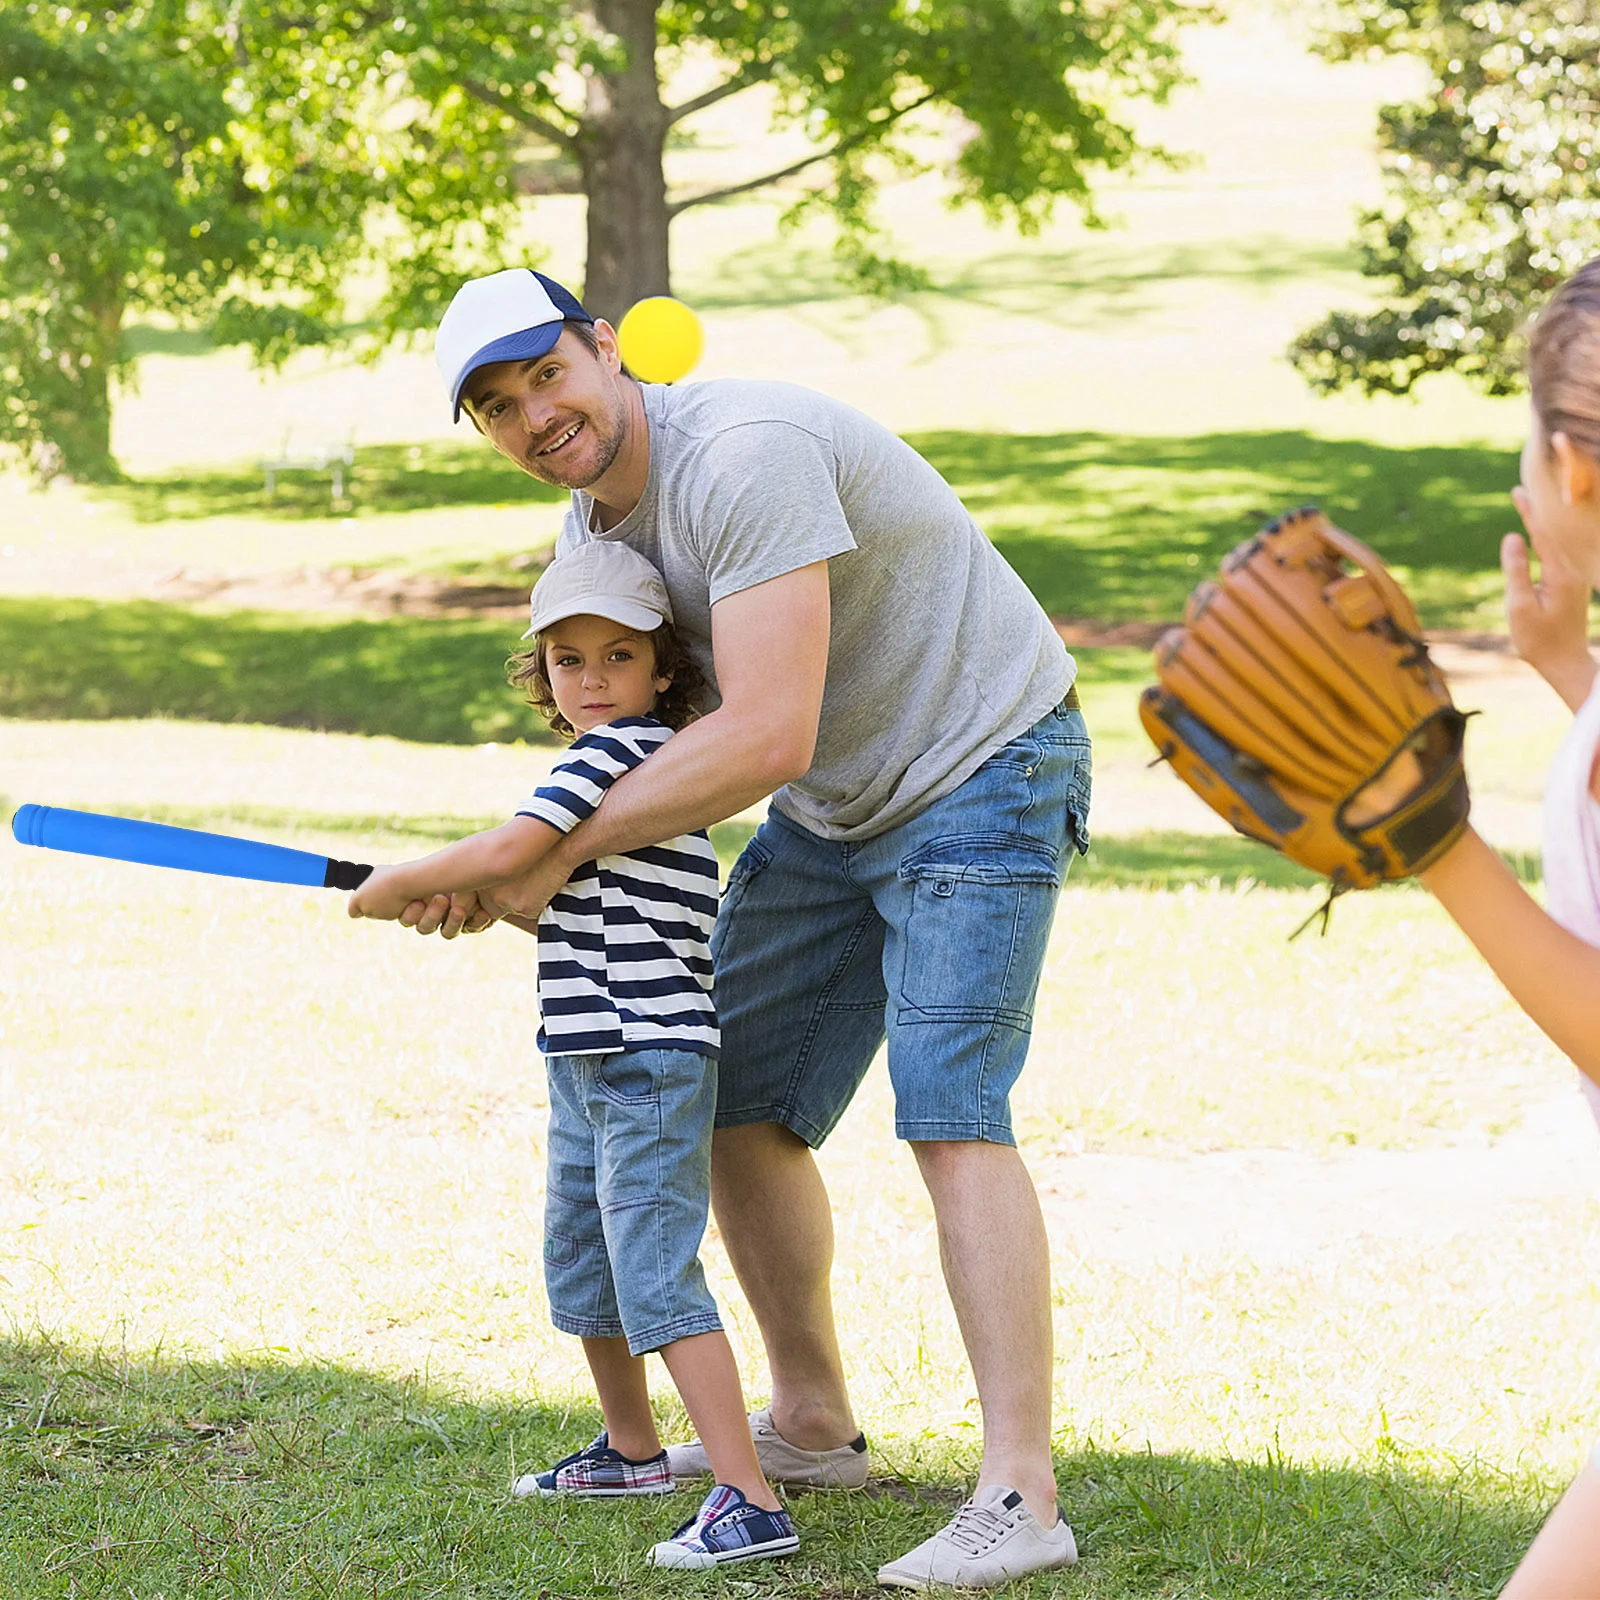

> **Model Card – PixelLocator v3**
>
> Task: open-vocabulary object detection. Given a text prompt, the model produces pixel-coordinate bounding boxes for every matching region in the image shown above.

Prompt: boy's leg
[706,815,891,1457]
[658,1330,779,1509]
[581,1336,661,1461]
[522,1057,674,1499]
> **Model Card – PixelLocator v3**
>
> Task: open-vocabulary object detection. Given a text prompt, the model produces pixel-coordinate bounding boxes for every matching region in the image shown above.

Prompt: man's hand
[476,849,575,924]
[399,890,499,939]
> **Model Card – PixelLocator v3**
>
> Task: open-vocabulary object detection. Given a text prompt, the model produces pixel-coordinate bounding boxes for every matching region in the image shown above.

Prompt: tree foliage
[1291,0,1600,398]
[1,0,1205,479]
[0,0,529,480]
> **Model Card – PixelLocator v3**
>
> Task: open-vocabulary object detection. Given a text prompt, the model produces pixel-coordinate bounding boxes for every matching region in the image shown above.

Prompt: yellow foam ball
[617,296,705,384]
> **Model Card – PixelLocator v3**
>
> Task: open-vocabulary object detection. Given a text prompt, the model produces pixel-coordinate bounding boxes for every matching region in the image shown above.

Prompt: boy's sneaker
[648,1484,799,1569]
[876,1485,1077,1589]
[512,1432,675,1498]
[666,1407,870,1488]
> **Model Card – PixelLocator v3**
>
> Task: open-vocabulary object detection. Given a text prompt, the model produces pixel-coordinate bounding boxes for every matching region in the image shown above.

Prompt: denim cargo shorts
[542,1046,725,1356]
[711,699,1092,1146]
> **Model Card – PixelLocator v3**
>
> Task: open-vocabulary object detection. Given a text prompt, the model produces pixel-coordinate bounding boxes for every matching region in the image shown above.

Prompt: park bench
[261,429,356,502]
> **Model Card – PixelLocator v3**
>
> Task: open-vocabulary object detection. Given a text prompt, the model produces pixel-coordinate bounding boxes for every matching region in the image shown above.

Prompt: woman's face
[1519,407,1600,588]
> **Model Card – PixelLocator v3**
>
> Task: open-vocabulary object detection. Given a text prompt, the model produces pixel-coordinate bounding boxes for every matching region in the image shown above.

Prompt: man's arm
[476,562,831,923]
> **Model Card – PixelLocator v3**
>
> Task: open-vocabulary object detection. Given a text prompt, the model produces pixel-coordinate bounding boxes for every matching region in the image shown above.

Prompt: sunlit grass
[1,724,1592,1596]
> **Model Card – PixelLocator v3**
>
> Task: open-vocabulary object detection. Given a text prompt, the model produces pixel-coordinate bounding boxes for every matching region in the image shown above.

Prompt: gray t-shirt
[558,379,1074,841]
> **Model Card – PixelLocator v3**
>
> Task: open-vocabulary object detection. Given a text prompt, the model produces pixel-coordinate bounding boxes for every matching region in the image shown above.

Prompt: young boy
[348,538,797,1571]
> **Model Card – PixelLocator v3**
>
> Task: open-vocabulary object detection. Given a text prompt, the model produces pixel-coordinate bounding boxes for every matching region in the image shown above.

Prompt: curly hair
[507,620,705,741]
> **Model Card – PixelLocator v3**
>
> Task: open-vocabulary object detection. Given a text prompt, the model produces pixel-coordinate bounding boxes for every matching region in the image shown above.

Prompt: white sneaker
[665,1407,870,1489]
[877,1484,1078,1589]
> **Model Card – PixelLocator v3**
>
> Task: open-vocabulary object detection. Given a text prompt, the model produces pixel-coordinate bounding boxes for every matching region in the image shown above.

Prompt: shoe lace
[943,1498,1012,1557]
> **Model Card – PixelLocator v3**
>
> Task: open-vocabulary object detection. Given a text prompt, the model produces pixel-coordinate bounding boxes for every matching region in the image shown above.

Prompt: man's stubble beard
[519,394,627,491]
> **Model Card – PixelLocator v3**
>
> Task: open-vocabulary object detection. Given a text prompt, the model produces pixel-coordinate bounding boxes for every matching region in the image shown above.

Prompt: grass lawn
[3,6,1597,1594]
[0,669,1589,1596]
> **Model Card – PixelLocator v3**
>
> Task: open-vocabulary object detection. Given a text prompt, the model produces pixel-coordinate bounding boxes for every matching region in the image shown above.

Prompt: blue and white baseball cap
[435,268,594,421]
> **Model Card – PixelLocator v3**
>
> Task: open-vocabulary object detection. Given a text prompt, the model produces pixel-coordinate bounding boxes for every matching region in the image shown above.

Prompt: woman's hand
[1505,488,1597,710]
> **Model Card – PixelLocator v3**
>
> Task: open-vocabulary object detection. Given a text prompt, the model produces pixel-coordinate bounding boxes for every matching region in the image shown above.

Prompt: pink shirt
[1541,671,1600,1120]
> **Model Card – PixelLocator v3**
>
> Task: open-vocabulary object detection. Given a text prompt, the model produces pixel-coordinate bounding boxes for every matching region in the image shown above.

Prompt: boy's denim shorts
[711,699,1092,1147]
[542,1046,724,1357]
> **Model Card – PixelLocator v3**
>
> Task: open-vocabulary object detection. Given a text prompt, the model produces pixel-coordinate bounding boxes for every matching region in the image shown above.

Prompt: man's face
[462,326,628,490]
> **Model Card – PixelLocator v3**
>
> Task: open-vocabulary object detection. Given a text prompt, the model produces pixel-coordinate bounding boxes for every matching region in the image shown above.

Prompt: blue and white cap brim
[449,323,564,421]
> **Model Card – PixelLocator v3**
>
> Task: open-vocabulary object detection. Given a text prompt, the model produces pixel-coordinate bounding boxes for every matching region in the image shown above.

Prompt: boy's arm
[1421,827,1600,1085]
[421,563,830,934]
[349,815,563,922]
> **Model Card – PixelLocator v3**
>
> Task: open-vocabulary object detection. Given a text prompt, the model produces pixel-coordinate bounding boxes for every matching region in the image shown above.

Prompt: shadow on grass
[0,1336,1543,1598]
[76,428,1521,628]
[683,234,1358,320]
[88,439,565,524]
[0,599,556,747]
[903,429,1521,627]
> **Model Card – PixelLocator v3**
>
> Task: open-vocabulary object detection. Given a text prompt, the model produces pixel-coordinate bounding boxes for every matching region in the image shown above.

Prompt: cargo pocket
[896,835,1061,1029]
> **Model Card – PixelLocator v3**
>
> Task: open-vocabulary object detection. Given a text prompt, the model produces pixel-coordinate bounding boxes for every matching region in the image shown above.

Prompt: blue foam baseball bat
[11,804,373,890]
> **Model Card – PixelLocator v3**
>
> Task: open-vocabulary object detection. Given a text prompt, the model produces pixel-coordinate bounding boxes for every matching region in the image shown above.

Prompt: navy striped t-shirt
[516,717,720,1058]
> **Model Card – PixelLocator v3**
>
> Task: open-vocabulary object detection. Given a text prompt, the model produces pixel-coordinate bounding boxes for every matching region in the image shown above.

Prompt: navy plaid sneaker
[513,1432,675,1498]
[648,1484,799,1569]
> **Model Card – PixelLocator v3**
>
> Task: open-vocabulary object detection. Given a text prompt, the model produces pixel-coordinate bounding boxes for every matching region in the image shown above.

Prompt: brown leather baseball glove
[1138,507,1470,908]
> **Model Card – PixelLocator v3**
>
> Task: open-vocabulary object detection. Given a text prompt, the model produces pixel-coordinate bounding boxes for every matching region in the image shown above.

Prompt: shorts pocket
[543,1231,581,1267]
[595,1051,661,1108]
[1066,771,1092,857]
[718,833,774,904]
[896,835,1061,1028]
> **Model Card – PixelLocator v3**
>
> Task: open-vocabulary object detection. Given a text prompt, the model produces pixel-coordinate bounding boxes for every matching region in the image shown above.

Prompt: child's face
[1520,408,1600,586]
[544,613,671,734]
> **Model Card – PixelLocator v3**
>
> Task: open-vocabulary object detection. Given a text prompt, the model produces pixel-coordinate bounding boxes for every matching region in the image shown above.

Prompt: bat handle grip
[324,858,374,890]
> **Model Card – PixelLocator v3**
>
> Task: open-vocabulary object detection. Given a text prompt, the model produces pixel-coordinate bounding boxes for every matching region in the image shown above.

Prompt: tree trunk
[578,0,671,323]
[45,290,123,483]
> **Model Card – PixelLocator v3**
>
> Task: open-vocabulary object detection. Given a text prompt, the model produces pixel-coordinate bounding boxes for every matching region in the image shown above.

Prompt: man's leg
[910,1139,1057,1523]
[866,702,1090,1584]
[694,812,889,1470]
[710,1120,857,1451]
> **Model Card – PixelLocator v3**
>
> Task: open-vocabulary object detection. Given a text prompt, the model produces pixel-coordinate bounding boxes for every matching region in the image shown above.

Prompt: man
[418,266,1092,1588]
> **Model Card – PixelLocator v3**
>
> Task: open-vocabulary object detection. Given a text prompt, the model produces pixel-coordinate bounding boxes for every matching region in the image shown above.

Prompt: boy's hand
[347,865,422,922]
[1505,489,1596,710]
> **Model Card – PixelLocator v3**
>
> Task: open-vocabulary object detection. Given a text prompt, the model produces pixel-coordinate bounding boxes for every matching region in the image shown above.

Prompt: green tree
[1291,0,1600,398]
[0,0,527,481]
[0,2,264,480]
[360,0,1208,320]
[1,0,1204,480]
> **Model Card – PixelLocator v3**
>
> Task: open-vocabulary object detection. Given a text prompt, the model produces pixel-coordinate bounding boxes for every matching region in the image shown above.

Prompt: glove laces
[1288,881,1349,940]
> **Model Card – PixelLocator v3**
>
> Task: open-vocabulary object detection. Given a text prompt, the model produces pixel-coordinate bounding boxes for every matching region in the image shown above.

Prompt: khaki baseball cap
[523,540,674,639]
